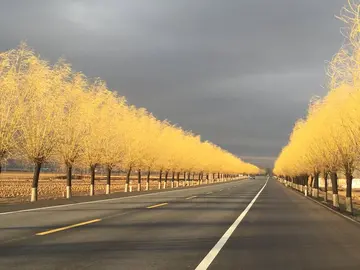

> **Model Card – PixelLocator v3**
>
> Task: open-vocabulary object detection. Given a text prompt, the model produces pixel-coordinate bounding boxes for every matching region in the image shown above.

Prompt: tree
[0,43,260,202]
[56,71,89,199]
[79,80,110,196]
[16,54,64,202]
[0,46,30,173]
[100,95,127,194]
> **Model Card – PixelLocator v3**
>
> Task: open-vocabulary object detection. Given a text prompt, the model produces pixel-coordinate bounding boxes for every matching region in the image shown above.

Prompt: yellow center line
[147,202,168,209]
[186,196,197,200]
[36,219,102,236]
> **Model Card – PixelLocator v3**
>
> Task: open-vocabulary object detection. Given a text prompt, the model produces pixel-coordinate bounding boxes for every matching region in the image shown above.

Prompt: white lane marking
[195,177,269,270]
[0,179,246,216]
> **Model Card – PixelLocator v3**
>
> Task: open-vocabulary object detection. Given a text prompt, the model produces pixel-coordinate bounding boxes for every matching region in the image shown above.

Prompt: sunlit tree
[16,55,65,202]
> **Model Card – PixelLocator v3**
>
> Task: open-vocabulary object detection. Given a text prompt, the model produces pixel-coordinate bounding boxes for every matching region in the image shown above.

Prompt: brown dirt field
[318,188,360,207]
[0,172,60,180]
[0,174,195,203]
[0,172,240,203]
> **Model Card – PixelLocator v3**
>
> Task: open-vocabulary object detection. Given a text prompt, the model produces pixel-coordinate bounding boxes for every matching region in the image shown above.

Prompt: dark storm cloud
[0,0,344,167]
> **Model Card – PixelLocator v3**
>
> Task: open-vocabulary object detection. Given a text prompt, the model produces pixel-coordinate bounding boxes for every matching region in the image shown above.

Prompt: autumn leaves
[0,43,259,202]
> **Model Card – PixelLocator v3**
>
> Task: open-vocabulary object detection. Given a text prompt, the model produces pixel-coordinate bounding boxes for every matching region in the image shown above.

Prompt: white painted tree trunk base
[66,186,71,199]
[146,182,149,191]
[31,187,37,202]
[90,184,94,196]
[137,184,141,191]
[106,184,110,194]
[345,197,353,213]
[333,194,339,208]
[313,188,318,198]
[124,183,129,192]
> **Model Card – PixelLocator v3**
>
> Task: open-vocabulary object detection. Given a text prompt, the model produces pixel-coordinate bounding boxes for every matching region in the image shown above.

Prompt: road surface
[0,177,360,269]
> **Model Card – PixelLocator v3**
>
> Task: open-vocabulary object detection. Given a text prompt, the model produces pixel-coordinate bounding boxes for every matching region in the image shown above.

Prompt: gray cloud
[0,0,345,167]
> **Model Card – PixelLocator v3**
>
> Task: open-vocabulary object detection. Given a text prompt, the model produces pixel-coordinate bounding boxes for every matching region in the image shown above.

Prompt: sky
[0,0,345,168]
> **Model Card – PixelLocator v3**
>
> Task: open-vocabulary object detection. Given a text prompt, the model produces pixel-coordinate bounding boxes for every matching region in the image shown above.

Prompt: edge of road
[276,180,360,226]
[0,178,248,215]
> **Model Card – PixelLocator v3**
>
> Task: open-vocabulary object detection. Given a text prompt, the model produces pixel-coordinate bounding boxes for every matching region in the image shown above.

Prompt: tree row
[274,1,360,214]
[0,44,259,201]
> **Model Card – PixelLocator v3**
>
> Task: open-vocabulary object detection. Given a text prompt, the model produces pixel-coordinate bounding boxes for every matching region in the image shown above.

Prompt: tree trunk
[106,166,111,194]
[66,164,72,199]
[176,172,180,187]
[125,167,132,192]
[345,170,353,214]
[308,175,313,196]
[31,162,42,202]
[158,170,162,189]
[303,175,308,196]
[0,164,2,174]
[163,171,169,189]
[137,169,141,191]
[90,165,96,196]
[323,171,328,202]
[146,170,151,191]
[313,172,319,198]
[171,171,175,188]
[206,174,209,184]
[192,172,195,186]
[330,172,339,209]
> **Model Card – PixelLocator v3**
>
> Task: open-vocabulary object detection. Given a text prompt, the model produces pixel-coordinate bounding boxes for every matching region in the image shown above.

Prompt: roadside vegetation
[0,43,259,202]
[274,0,360,215]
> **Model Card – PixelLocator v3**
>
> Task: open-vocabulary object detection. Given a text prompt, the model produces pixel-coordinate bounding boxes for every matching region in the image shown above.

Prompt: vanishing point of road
[0,177,360,269]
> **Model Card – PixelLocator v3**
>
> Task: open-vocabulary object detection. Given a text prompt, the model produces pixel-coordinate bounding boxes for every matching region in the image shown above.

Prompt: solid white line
[0,179,247,216]
[195,177,269,270]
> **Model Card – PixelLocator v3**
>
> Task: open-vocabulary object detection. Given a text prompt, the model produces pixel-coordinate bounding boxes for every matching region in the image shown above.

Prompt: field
[317,188,360,215]
[0,172,184,203]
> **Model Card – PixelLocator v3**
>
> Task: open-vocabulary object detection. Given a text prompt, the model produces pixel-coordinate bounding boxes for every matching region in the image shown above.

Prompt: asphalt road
[0,177,360,269]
